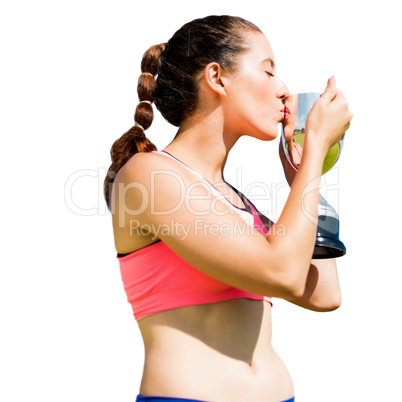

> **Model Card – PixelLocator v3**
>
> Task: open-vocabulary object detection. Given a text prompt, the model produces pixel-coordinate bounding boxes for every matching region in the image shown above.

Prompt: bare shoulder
[112,151,206,223]
[116,151,172,184]
[116,151,199,187]
[111,151,194,253]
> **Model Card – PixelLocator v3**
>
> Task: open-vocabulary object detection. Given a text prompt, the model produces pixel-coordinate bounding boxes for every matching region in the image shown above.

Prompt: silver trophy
[280,93,346,259]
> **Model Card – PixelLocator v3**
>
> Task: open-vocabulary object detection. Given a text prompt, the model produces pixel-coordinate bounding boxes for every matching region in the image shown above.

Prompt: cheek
[225,77,278,134]
[252,80,277,111]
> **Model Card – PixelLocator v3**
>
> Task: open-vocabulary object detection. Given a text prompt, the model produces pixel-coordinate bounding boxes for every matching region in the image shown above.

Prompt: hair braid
[104,43,165,210]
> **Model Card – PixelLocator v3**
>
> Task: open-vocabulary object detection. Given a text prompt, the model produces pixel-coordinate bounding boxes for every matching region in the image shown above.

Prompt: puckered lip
[281,106,291,118]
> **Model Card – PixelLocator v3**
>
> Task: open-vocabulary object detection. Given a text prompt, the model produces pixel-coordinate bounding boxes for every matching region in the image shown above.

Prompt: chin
[256,127,279,141]
[243,122,279,141]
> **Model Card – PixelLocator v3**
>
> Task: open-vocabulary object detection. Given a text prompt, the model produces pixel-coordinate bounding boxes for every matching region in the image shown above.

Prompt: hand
[305,77,353,152]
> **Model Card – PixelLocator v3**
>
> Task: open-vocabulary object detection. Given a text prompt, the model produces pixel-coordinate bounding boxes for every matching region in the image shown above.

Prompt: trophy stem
[312,195,346,259]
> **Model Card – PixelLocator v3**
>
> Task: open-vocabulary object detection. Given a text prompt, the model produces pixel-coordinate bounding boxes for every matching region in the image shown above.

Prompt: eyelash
[266,72,275,78]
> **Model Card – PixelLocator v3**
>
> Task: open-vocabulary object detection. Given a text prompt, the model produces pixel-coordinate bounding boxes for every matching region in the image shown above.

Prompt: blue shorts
[136,395,295,402]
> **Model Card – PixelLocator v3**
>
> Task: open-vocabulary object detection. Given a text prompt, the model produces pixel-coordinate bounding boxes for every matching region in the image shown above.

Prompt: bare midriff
[138,298,294,402]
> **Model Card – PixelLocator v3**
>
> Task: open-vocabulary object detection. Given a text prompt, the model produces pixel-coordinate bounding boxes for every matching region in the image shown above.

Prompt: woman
[104,15,352,402]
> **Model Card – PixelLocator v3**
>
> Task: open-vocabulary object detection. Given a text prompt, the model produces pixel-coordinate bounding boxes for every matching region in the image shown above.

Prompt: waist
[138,299,294,401]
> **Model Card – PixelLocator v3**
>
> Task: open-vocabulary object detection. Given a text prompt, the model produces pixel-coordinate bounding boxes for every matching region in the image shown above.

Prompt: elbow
[317,276,343,312]
[274,265,343,312]
[311,288,343,312]
[315,297,341,312]
[325,291,342,311]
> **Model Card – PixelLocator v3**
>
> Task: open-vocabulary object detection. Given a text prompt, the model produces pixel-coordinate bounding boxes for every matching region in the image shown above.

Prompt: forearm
[267,136,327,294]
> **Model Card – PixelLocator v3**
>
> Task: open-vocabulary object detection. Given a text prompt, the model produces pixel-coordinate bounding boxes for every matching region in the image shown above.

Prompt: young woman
[104,15,352,402]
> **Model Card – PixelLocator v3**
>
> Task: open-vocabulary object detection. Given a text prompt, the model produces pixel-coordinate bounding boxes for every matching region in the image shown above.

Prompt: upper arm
[111,152,298,299]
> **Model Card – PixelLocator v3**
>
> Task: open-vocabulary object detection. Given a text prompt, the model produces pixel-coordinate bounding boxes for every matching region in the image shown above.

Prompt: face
[222,32,290,141]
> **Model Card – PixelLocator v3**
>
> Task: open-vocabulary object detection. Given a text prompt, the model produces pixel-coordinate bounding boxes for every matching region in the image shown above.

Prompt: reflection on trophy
[280,93,346,259]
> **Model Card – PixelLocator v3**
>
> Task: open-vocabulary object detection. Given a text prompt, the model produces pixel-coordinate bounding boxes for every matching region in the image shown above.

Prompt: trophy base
[312,197,347,259]
[313,237,346,259]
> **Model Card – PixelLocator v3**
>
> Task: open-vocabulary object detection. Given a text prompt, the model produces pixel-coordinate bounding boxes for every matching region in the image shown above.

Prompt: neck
[163,111,240,183]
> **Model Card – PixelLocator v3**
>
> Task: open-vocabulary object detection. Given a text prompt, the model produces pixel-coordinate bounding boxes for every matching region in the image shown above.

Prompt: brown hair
[104,16,261,209]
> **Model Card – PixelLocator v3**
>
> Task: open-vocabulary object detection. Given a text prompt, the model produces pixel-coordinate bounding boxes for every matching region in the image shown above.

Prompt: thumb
[327,76,336,88]
[321,76,337,103]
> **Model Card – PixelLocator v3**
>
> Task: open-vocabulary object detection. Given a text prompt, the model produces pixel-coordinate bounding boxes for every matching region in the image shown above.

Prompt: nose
[276,77,290,101]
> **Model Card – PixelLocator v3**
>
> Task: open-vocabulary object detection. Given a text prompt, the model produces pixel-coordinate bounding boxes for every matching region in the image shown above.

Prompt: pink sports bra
[118,151,272,321]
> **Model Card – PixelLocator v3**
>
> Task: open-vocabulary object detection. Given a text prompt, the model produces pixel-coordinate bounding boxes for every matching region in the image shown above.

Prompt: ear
[203,62,227,97]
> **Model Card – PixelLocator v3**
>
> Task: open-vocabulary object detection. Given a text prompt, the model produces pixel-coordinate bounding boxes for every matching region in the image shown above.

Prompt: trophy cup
[280,92,346,259]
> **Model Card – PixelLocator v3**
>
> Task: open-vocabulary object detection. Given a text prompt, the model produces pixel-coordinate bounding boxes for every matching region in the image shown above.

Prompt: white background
[1,1,401,401]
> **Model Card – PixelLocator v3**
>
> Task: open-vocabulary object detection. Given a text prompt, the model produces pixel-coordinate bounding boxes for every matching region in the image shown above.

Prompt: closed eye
[266,71,275,77]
